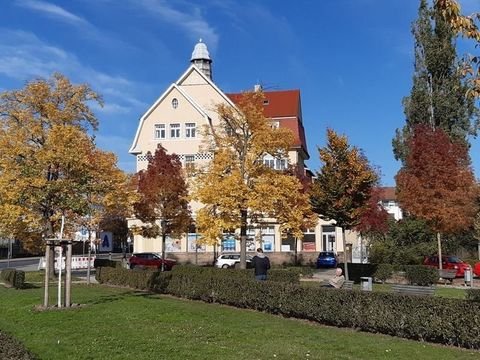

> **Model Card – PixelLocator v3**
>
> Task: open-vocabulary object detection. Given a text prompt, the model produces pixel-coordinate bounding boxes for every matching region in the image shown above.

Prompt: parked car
[316,251,337,268]
[215,253,252,268]
[423,255,470,277]
[128,252,177,271]
[474,262,480,278]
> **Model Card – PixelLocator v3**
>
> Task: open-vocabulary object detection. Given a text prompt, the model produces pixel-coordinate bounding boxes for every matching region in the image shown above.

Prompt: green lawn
[0,285,479,359]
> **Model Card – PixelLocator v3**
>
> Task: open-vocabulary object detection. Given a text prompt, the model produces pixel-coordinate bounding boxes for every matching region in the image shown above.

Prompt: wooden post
[65,241,72,307]
[43,241,51,307]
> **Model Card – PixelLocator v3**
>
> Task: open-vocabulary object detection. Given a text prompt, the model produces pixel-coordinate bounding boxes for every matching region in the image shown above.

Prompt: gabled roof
[129,82,209,154]
[226,89,309,158]
[379,187,397,201]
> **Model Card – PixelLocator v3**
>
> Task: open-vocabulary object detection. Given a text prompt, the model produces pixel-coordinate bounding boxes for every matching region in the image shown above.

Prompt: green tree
[311,129,378,280]
[193,91,315,269]
[393,0,478,162]
[133,145,192,271]
[435,0,480,98]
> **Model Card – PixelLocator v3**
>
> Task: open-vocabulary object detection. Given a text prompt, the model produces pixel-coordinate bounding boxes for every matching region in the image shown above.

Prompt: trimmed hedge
[404,265,438,286]
[93,259,121,269]
[466,289,480,302]
[373,264,394,283]
[96,264,480,349]
[95,267,171,291]
[0,268,25,289]
[0,331,37,360]
[166,273,480,349]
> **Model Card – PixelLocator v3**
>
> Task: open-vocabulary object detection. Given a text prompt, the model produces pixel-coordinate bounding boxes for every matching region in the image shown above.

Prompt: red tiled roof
[226,90,309,157]
[379,187,397,201]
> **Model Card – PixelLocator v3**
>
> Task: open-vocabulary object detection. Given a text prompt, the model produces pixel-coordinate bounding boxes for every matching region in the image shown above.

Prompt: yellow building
[128,41,357,264]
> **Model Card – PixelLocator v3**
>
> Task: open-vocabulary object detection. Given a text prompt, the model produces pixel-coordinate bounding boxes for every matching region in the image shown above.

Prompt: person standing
[252,248,270,280]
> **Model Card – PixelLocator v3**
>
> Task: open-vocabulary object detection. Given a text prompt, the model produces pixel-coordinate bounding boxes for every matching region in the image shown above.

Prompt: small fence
[38,256,95,270]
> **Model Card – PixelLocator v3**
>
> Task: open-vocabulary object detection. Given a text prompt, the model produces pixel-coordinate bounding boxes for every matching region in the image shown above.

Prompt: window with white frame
[170,123,180,138]
[264,159,275,168]
[185,123,196,138]
[275,159,286,170]
[172,98,178,109]
[263,154,287,170]
[185,155,195,170]
[261,226,275,252]
[271,120,279,129]
[154,124,165,139]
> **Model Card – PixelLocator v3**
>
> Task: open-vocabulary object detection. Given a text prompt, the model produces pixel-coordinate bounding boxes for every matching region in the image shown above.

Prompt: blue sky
[0,0,479,185]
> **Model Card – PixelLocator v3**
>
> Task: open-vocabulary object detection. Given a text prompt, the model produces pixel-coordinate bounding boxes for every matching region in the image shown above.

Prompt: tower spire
[191,39,212,80]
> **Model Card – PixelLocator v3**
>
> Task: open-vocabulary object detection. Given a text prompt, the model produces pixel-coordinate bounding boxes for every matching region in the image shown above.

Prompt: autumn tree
[393,0,478,162]
[193,91,315,269]
[0,74,130,252]
[310,129,378,280]
[133,145,192,271]
[396,125,478,269]
[435,0,480,98]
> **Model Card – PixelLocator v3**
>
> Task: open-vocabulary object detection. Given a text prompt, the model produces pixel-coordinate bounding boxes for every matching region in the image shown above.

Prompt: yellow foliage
[193,90,315,246]
[0,73,132,250]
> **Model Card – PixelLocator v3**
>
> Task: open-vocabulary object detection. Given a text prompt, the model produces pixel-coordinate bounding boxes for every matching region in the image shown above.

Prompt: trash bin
[464,268,472,286]
[360,276,372,291]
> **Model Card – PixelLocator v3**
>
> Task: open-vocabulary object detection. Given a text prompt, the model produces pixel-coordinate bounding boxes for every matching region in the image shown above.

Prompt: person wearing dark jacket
[252,248,270,280]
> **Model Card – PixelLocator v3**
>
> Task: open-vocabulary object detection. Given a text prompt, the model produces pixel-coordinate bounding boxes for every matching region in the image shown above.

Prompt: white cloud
[0,29,144,115]
[15,0,90,27]
[134,0,219,51]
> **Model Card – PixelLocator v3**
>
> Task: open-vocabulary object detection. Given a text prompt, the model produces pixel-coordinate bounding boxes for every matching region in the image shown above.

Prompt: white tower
[191,39,212,80]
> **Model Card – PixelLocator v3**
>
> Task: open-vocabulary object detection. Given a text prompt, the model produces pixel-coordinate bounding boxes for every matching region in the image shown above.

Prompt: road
[0,257,40,271]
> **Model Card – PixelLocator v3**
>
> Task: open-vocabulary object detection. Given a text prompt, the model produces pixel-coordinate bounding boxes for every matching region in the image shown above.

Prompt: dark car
[423,255,470,277]
[316,251,337,268]
[128,252,176,271]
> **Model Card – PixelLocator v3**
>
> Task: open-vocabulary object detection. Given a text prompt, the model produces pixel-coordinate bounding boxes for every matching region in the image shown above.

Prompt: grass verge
[0,285,478,359]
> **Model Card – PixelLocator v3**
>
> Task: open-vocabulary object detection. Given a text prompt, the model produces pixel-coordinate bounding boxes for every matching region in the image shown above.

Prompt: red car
[423,255,470,277]
[128,252,176,271]
[474,262,480,278]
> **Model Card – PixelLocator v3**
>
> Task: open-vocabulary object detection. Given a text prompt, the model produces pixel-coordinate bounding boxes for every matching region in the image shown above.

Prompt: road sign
[99,232,113,252]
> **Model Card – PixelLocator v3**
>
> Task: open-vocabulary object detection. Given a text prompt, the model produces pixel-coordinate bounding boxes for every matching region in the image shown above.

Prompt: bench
[391,284,435,296]
[341,280,354,290]
[438,269,457,284]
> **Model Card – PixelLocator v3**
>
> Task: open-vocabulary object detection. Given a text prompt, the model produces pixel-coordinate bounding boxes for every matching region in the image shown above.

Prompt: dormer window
[263,100,269,105]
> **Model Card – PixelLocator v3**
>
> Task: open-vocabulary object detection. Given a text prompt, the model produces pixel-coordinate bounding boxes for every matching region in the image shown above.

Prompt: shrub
[93,259,121,269]
[167,271,480,349]
[466,289,480,302]
[282,266,315,278]
[404,265,438,286]
[338,263,377,283]
[0,268,25,289]
[373,264,394,283]
[95,264,480,349]
[0,330,38,360]
[96,267,171,291]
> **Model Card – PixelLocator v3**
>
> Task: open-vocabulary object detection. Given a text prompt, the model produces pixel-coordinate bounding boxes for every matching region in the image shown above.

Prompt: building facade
[128,41,357,264]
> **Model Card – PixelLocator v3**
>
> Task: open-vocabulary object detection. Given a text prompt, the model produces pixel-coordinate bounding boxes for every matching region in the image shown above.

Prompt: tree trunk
[342,227,349,281]
[239,209,248,269]
[161,232,166,272]
[48,246,55,280]
[294,237,298,266]
[437,232,443,270]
